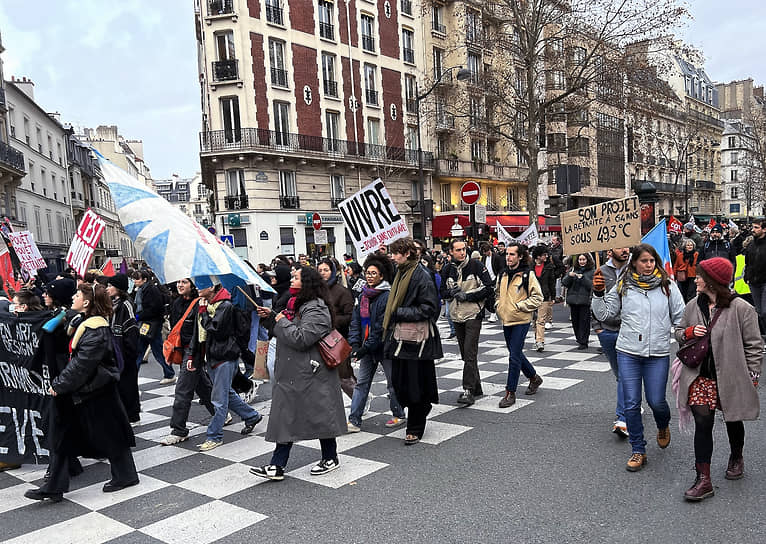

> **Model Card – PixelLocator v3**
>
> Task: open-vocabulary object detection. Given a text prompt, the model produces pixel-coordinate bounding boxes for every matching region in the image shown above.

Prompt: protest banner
[559,196,641,256]
[516,223,540,247]
[67,209,107,277]
[338,179,409,257]
[495,223,515,245]
[0,311,52,465]
[9,231,46,274]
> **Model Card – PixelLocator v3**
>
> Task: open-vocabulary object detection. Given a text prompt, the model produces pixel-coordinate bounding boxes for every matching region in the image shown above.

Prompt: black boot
[24,488,63,502]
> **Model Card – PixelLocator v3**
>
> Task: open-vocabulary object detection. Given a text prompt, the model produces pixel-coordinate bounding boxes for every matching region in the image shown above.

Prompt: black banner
[0,310,52,465]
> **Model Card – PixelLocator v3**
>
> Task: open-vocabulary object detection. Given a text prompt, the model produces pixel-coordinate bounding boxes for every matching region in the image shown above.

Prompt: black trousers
[406,402,432,439]
[454,317,483,395]
[170,362,215,437]
[118,352,141,423]
[41,447,137,494]
[570,304,591,346]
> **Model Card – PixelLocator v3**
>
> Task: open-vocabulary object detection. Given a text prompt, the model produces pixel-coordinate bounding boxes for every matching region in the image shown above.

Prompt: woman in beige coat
[675,257,761,502]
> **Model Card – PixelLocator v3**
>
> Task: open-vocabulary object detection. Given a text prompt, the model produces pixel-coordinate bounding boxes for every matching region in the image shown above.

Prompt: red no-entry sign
[460,181,481,206]
[312,212,322,230]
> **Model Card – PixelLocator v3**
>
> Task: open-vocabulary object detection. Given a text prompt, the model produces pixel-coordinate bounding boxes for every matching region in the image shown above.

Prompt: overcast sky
[0,1,763,180]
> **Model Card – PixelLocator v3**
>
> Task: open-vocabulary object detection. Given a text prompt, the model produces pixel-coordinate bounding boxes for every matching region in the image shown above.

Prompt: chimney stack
[10,76,35,101]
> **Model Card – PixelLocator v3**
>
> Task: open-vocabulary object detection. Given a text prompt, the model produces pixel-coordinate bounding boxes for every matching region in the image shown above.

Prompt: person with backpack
[592,243,685,472]
[495,242,544,408]
[531,246,556,352]
[132,269,176,385]
[441,239,494,406]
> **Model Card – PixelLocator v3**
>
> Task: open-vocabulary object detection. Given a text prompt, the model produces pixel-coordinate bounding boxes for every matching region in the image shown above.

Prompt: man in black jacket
[133,270,176,385]
[700,224,733,264]
[745,218,766,340]
[480,242,505,323]
[441,239,493,406]
[531,246,556,351]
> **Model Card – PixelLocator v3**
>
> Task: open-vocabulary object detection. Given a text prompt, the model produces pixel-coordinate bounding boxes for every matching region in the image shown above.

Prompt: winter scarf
[683,248,697,265]
[618,268,664,294]
[283,287,300,321]
[382,259,418,333]
[360,282,390,341]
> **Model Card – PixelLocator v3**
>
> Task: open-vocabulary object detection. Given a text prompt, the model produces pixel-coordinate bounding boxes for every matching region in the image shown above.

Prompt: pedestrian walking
[441,239,494,406]
[25,283,139,502]
[347,255,406,431]
[592,243,685,472]
[561,253,595,349]
[674,238,699,302]
[699,224,733,264]
[194,283,263,452]
[132,270,176,385]
[495,242,544,408]
[383,237,442,445]
[105,274,141,424]
[250,267,346,481]
[480,242,504,323]
[592,247,630,437]
[744,218,766,340]
[674,257,761,501]
[318,258,356,398]
[532,246,556,352]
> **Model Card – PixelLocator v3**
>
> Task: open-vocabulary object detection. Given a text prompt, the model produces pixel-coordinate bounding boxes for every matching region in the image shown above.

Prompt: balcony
[265,4,283,25]
[362,35,375,52]
[213,59,239,81]
[435,71,453,85]
[434,158,525,181]
[208,0,234,15]
[0,140,25,176]
[71,191,85,210]
[331,197,344,208]
[199,128,434,169]
[271,67,288,87]
[436,113,455,130]
[280,195,300,209]
[320,22,334,40]
[0,87,5,109]
[225,195,249,210]
[695,180,717,190]
[324,79,338,97]
[403,47,415,64]
[365,89,379,106]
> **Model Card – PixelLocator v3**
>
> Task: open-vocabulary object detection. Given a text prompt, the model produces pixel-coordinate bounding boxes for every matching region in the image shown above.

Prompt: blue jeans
[502,323,537,392]
[445,301,456,335]
[597,329,625,422]
[271,439,337,468]
[136,325,175,379]
[207,360,261,442]
[348,355,404,426]
[617,351,671,454]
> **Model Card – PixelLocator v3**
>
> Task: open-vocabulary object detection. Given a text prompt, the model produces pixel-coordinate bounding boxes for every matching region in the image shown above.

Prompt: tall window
[467,52,480,84]
[322,53,338,97]
[269,39,288,87]
[226,169,245,197]
[364,64,378,105]
[440,183,451,210]
[731,151,738,165]
[402,29,415,64]
[405,75,417,113]
[731,169,738,181]
[367,118,381,146]
[266,0,283,24]
[220,96,241,143]
[432,5,445,32]
[433,47,444,79]
[330,174,345,205]
[361,14,375,52]
[469,96,482,128]
[273,101,291,145]
[319,0,334,40]
[471,139,484,162]
[215,31,235,60]
[728,136,736,148]
[326,111,341,151]
[466,9,481,43]
[405,126,418,150]
[279,171,298,208]
[731,186,739,199]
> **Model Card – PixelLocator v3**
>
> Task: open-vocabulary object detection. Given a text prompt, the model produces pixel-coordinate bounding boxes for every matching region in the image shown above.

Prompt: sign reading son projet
[560,196,641,256]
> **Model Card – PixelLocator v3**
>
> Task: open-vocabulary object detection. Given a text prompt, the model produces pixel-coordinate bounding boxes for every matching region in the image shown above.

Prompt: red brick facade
[341,57,365,143]
[338,0,358,47]
[247,0,260,18]
[292,44,322,138]
[288,0,315,35]
[377,0,400,59]
[381,67,404,147]
[250,33,270,130]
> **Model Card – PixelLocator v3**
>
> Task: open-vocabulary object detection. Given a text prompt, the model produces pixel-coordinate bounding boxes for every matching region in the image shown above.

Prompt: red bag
[163,298,200,365]
[318,329,352,368]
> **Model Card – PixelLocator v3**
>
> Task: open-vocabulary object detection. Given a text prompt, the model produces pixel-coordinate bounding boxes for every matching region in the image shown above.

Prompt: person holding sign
[561,254,595,350]
[592,244,685,472]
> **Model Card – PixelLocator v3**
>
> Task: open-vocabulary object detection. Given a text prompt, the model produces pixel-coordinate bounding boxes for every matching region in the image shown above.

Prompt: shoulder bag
[676,308,722,369]
[163,298,200,364]
[393,320,433,358]
[318,329,352,368]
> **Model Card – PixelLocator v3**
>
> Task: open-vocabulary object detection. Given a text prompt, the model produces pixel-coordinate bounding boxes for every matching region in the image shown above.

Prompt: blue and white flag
[641,219,674,279]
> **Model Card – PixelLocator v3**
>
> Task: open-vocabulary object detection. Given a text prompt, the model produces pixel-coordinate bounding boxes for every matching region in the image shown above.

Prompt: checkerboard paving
[0,312,611,543]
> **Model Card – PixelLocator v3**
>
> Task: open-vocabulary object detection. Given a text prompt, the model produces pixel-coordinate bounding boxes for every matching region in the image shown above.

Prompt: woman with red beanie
[675,257,761,502]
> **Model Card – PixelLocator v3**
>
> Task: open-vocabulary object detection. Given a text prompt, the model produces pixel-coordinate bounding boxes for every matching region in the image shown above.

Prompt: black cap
[108,273,129,293]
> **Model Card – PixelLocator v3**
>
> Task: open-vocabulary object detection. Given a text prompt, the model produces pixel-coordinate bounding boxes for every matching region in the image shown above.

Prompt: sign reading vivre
[338,179,409,257]
[66,209,106,276]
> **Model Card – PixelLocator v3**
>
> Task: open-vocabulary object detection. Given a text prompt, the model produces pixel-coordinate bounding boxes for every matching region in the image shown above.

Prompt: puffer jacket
[348,282,390,361]
[52,316,120,404]
[494,265,543,326]
[592,280,685,357]
[440,258,493,323]
[561,267,594,306]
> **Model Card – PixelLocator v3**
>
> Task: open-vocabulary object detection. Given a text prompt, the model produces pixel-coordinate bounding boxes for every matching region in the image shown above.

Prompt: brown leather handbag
[318,329,352,368]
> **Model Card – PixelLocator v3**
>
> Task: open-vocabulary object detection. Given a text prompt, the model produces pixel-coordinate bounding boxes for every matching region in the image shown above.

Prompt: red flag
[667,215,683,234]
[707,218,716,230]
[101,260,116,277]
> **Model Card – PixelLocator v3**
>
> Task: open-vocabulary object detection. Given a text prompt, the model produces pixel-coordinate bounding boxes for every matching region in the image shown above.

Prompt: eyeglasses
[364,270,379,277]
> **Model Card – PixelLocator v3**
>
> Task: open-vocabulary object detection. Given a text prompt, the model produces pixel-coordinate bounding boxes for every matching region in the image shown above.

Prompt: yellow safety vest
[734,254,750,295]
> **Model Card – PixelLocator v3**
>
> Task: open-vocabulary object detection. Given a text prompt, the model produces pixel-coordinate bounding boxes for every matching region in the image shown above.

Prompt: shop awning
[432,213,559,238]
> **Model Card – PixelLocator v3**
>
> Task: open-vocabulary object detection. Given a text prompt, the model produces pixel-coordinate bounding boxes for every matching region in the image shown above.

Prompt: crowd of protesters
[3,215,762,504]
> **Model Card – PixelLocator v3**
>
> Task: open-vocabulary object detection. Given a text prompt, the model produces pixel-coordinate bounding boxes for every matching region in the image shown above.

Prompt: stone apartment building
[195,0,431,262]
[154,173,213,229]
[0,32,26,227]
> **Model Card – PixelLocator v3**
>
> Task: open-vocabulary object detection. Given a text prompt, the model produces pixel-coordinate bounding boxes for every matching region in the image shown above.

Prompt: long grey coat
[675,296,762,422]
[265,299,347,443]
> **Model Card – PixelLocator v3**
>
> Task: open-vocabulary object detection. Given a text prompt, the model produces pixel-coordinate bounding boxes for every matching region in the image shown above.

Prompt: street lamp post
[415,66,471,246]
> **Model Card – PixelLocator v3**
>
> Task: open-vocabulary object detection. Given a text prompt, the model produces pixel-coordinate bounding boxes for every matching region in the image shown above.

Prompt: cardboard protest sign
[66,209,107,277]
[560,196,641,256]
[0,310,52,465]
[8,231,46,274]
[338,179,409,257]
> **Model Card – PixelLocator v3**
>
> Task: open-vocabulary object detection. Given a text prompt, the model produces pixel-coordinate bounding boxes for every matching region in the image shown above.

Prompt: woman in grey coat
[675,257,761,502]
[250,267,347,481]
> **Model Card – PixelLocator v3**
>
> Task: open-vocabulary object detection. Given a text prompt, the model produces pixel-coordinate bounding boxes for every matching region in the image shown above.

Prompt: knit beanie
[108,273,130,293]
[698,257,733,286]
[44,278,77,306]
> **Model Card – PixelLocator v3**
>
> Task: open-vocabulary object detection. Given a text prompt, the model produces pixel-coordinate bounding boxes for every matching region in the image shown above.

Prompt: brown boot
[684,462,714,501]
[725,455,744,480]
[525,375,543,395]
[498,391,516,408]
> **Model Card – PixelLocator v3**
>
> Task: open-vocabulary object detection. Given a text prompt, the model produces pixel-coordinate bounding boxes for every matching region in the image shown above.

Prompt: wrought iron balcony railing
[320,22,334,40]
[362,35,375,52]
[0,140,25,175]
[208,0,234,15]
[225,195,249,210]
[280,195,300,208]
[271,67,288,87]
[213,59,239,81]
[265,5,283,25]
[324,80,338,97]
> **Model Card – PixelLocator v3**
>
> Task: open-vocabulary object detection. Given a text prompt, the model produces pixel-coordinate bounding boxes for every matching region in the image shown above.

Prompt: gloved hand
[454,291,468,303]
[69,312,84,331]
[447,286,461,300]
[592,269,605,296]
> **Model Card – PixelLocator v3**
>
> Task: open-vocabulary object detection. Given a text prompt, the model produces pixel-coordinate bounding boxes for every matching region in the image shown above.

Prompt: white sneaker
[159,376,177,385]
[159,434,188,446]
[197,440,223,452]
[310,458,340,475]
[612,420,629,438]
[487,313,497,323]
[544,322,552,330]
[347,421,361,433]
[224,413,233,426]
